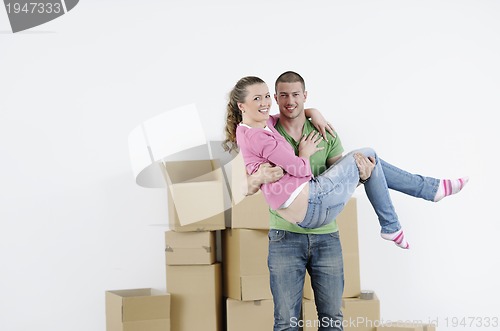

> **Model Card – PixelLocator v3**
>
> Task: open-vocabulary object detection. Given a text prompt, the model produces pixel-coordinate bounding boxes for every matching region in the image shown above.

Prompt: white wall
[1,1,498,330]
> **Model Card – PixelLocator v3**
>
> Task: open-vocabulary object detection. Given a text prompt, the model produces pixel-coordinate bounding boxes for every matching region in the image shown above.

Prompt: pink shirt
[236,115,312,210]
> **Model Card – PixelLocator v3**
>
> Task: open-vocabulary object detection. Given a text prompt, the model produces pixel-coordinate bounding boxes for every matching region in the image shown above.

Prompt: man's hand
[255,163,284,184]
[354,153,375,181]
[246,163,284,195]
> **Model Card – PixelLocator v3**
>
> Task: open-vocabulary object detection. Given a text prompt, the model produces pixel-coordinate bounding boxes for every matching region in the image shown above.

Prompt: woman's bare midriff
[275,183,309,224]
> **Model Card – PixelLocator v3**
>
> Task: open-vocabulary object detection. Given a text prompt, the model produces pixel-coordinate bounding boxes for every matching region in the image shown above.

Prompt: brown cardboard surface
[229,153,270,229]
[165,230,216,265]
[164,159,226,231]
[342,294,380,331]
[166,263,222,331]
[223,229,271,301]
[303,198,360,299]
[105,289,170,331]
[303,293,380,331]
[377,323,436,331]
[226,298,274,331]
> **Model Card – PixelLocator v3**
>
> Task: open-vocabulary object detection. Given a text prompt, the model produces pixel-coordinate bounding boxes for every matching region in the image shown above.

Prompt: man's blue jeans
[268,230,344,331]
[268,149,440,331]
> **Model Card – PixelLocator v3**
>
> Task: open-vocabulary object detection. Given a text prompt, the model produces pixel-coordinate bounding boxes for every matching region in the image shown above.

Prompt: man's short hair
[275,71,306,92]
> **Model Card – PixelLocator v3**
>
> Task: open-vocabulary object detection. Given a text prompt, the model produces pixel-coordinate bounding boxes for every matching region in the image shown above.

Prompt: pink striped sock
[434,177,469,202]
[381,229,410,249]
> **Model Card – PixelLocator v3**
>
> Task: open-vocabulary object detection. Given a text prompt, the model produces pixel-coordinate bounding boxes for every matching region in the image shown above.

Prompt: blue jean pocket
[268,229,286,242]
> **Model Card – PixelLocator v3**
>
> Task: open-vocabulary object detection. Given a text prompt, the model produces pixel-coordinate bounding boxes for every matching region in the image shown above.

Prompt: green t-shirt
[269,118,344,234]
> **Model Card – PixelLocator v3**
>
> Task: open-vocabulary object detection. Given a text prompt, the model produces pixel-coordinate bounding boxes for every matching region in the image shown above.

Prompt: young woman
[223,76,468,249]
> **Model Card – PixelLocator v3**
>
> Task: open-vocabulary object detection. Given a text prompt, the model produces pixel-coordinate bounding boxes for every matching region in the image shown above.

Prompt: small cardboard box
[163,159,226,232]
[226,298,274,331]
[228,153,270,229]
[223,229,271,301]
[303,198,361,299]
[377,323,436,331]
[165,230,216,265]
[302,292,380,331]
[105,288,170,331]
[166,263,222,331]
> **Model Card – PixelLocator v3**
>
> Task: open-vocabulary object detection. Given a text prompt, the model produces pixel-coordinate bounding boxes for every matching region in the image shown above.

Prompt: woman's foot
[433,177,469,202]
[381,229,409,249]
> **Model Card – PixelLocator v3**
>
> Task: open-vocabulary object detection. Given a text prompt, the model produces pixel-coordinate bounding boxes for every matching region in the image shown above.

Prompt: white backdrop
[1,1,498,330]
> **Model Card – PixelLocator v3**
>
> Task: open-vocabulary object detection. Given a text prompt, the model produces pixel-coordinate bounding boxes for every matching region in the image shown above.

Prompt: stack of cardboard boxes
[164,159,226,331]
[106,152,437,331]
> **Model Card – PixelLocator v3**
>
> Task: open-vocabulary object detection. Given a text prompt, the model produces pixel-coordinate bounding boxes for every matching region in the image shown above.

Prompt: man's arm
[305,108,336,140]
[245,163,284,196]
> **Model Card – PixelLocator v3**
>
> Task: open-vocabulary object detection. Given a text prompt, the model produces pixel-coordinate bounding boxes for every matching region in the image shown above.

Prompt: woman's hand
[305,108,336,141]
[299,131,325,159]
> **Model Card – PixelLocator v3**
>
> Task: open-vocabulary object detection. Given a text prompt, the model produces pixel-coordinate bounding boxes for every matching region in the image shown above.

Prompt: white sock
[434,177,469,202]
[381,229,410,249]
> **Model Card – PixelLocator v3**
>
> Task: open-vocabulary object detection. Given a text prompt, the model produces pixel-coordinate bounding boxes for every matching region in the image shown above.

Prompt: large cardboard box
[105,288,170,331]
[226,298,274,331]
[229,153,270,229]
[303,198,361,299]
[166,263,222,331]
[223,229,272,301]
[302,293,380,331]
[163,159,226,232]
[165,230,216,265]
[376,324,436,331]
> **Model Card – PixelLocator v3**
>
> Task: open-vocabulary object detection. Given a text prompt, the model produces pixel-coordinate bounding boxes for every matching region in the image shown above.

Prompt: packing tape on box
[360,290,374,300]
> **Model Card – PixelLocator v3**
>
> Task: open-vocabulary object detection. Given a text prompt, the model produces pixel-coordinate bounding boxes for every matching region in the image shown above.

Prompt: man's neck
[278,114,307,141]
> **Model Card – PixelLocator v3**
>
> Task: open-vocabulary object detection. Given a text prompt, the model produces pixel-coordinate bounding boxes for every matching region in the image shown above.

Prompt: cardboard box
[302,293,380,331]
[165,230,216,265]
[342,294,380,331]
[229,153,270,229]
[303,198,361,299]
[223,229,272,301]
[163,159,226,232]
[105,288,170,331]
[166,263,222,331]
[226,298,274,331]
[377,323,436,331]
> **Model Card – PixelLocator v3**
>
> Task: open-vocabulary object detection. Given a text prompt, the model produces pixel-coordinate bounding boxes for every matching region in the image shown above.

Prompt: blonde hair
[222,76,265,153]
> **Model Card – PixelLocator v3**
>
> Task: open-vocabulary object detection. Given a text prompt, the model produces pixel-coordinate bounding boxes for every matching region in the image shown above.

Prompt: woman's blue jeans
[299,147,439,232]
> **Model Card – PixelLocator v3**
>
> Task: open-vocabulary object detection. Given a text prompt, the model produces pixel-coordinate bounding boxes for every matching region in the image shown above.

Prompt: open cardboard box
[163,159,226,232]
[105,288,170,331]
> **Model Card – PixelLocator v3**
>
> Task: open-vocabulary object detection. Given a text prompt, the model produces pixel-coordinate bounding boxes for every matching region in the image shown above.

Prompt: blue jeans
[268,230,344,331]
[299,148,440,233]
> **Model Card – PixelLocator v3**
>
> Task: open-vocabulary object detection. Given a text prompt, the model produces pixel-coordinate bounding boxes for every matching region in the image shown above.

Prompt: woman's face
[238,83,272,127]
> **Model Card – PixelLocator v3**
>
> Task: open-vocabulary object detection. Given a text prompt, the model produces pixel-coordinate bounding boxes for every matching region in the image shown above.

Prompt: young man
[249,71,349,331]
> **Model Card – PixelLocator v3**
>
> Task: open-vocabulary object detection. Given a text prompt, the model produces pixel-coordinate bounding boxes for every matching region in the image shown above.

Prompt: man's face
[274,82,308,120]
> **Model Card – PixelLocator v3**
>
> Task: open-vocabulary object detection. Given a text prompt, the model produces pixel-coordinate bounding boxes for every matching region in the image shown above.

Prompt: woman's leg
[300,147,408,248]
[380,159,439,201]
[381,159,468,202]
